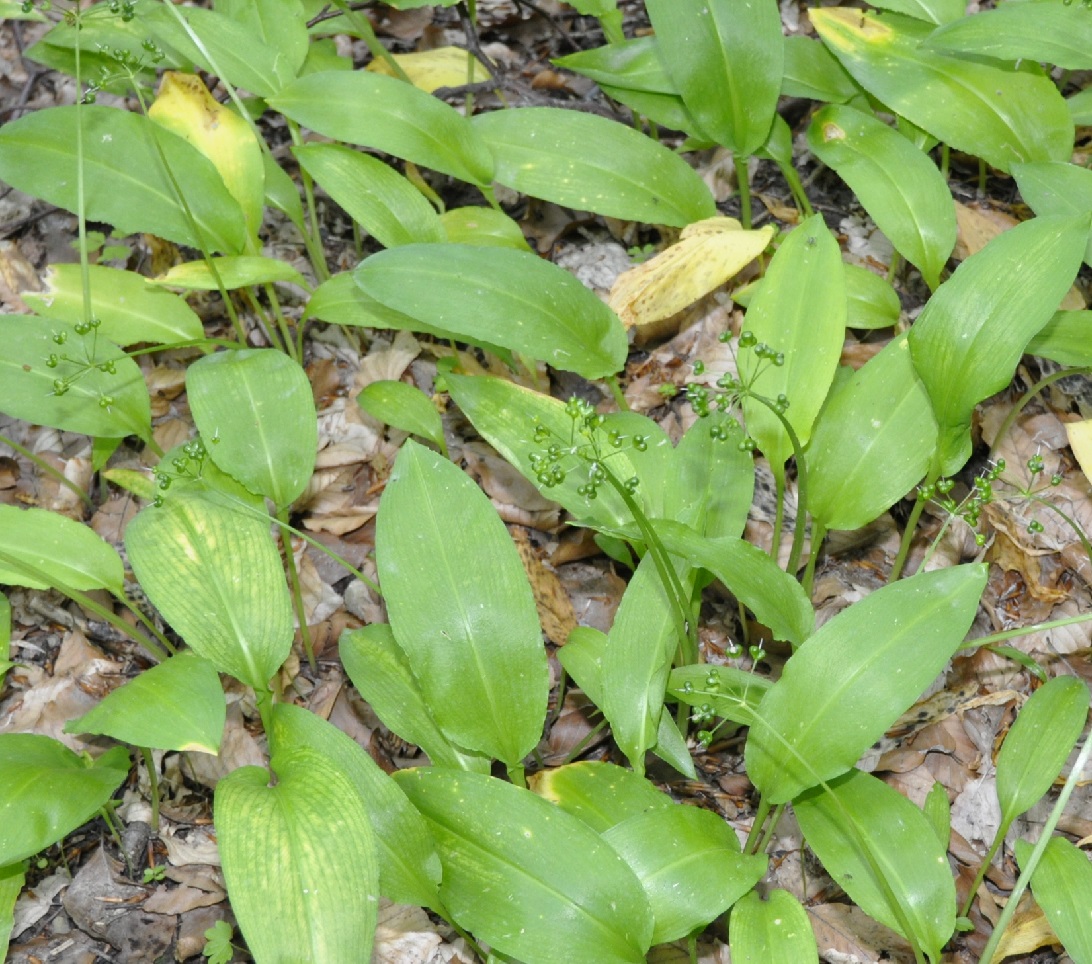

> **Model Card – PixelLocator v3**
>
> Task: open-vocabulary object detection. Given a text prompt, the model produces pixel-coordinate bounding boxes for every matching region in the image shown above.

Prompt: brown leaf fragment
[0,239,39,313]
[806,902,915,963]
[512,527,577,645]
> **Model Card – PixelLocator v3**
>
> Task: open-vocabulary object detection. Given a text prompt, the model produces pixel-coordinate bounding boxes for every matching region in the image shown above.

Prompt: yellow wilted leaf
[608,217,774,328]
[1066,418,1092,488]
[148,72,264,248]
[367,47,488,93]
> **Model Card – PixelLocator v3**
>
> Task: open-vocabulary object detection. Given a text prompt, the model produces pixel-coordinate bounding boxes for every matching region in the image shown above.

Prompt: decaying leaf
[1066,418,1092,488]
[367,46,489,92]
[608,217,773,328]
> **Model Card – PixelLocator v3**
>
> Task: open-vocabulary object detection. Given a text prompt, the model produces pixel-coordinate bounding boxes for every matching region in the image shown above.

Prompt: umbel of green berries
[528,397,643,501]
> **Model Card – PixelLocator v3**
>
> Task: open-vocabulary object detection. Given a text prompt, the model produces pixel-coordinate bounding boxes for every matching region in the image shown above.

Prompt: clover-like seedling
[528,396,644,502]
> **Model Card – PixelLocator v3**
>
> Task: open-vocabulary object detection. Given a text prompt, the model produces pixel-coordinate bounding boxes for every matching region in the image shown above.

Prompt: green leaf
[745,564,987,803]
[653,521,814,646]
[294,143,445,248]
[604,805,767,945]
[667,663,773,728]
[1019,837,1092,963]
[808,104,955,291]
[0,505,125,594]
[553,37,676,96]
[600,555,691,775]
[1069,86,1092,125]
[782,36,861,103]
[529,761,672,834]
[0,315,151,440]
[794,769,956,959]
[65,650,225,754]
[845,263,902,330]
[216,0,309,80]
[24,265,203,346]
[866,0,964,24]
[270,70,495,187]
[814,9,1072,174]
[187,349,317,509]
[907,214,1089,475]
[439,206,531,250]
[215,747,378,963]
[473,107,714,227]
[1027,311,1092,367]
[263,151,306,231]
[0,105,247,253]
[925,1,1092,69]
[0,593,11,683]
[355,244,628,379]
[806,334,937,532]
[153,256,310,292]
[557,627,698,780]
[1012,161,1092,265]
[739,214,846,472]
[268,703,441,909]
[376,440,548,766]
[0,734,129,865]
[394,767,653,964]
[730,889,819,964]
[0,860,25,963]
[339,624,491,774]
[922,781,951,850]
[358,380,445,451]
[645,0,784,155]
[145,4,299,98]
[125,488,293,690]
[667,413,754,539]
[997,676,1090,823]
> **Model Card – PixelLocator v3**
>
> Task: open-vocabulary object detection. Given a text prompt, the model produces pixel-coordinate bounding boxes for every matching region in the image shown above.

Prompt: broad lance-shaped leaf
[730,889,819,964]
[270,70,495,188]
[394,767,653,964]
[0,860,24,962]
[1013,161,1092,265]
[65,650,225,754]
[0,505,124,594]
[376,441,548,767]
[0,315,151,441]
[0,105,246,254]
[153,256,309,292]
[0,735,129,866]
[472,107,715,227]
[268,703,441,909]
[808,104,955,291]
[907,214,1089,476]
[806,334,937,533]
[795,769,956,960]
[294,142,445,249]
[740,214,846,473]
[645,0,783,156]
[215,746,378,963]
[1017,837,1092,963]
[925,1,1092,70]
[811,9,1073,174]
[358,380,446,453]
[745,563,987,804]
[23,265,202,346]
[340,623,491,775]
[355,244,628,380]
[529,761,672,834]
[187,349,317,510]
[125,488,293,691]
[603,805,767,945]
[996,676,1089,826]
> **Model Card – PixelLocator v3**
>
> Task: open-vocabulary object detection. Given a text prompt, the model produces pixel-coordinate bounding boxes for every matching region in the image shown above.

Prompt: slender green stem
[241,287,285,353]
[328,0,411,82]
[990,367,1092,461]
[962,611,1092,651]
[885,251,903,287]
[801,521,825,601]
[507,764,527,788]
[744,793,773,855]
[756,802,786,855]
[959,818,1010,919]
[770,469,786,565]
[561,718,608,765]
[0,433,94,510]
[890,490,929,582]
[278,509,315,672]
[263,283,298,363]
[72,8,93,333]
[286,119,331,284]
[605,374,630,412]
[978,735,1092,964]
[140,746,161,833]
[733,154,753,229]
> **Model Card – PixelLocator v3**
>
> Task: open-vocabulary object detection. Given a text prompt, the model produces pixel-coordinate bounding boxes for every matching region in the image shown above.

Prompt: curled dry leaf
[608,217,774,329]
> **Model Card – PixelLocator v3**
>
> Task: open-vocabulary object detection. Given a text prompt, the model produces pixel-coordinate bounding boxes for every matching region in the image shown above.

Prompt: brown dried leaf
[512,527,576,646]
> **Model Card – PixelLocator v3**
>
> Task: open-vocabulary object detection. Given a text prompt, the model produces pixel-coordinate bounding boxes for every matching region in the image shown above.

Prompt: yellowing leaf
[367,47,488,93]
[148,72,264,247]
[608,217,773,328]
[1066,418,1092,488]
